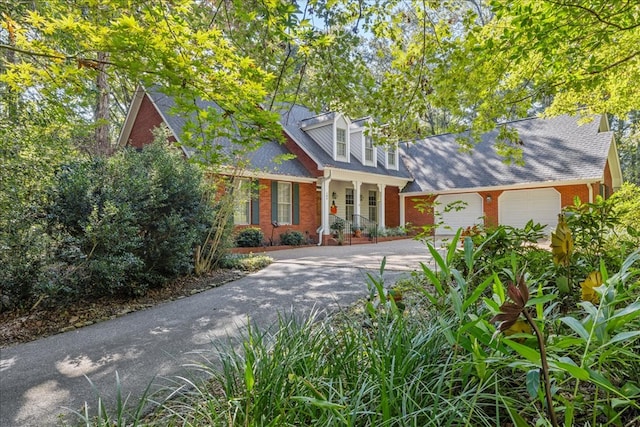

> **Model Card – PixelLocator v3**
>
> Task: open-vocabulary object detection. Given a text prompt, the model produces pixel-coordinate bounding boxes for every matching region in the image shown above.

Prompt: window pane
[234,179,251,225]
[277,182,291,224]
[365,137,373,162]
[345,189,354,220]
[388,148,396,166]
[337,128,347,157]
[368,190,377,222]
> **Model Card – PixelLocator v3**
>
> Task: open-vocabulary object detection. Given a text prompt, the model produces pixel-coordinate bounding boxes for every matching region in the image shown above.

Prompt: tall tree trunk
[94,51,111,155]
[2,16,18,120]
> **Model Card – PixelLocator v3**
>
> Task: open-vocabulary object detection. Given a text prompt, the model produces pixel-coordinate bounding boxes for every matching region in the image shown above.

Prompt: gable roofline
[280,125,324,171]
[116,85,145,148]
[118,87,315,180]
[116,84,188,156]
[607,134,624,188]
[399,113,612,145]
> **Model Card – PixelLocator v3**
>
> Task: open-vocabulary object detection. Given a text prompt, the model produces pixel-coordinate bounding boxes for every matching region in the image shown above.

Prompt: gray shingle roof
[279,104,413,179]
[401,114,613,193]
[146,88,314,179]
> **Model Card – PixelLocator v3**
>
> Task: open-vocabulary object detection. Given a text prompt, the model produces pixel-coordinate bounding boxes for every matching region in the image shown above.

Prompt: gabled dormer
[386,145,399,170]
[350,117,377,167]
[333,114,350,162]
[300,111,351,163]
[377,144,399,171]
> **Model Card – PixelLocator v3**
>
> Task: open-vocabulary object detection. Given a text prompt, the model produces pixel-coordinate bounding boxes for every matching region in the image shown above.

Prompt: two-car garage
[434,188,561,234]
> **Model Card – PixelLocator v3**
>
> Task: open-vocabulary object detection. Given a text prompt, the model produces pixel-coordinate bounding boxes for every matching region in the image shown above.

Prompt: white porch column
[352,180,362,222]
[400,192,406,226]
[377,183,386,228]
[321,177,332,234]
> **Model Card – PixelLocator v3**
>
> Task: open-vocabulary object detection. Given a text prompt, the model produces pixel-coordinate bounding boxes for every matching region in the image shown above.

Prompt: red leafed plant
[491,276,559,427]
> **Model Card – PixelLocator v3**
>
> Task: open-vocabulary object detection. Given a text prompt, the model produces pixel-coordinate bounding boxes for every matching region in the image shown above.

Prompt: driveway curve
[0,239,432,426]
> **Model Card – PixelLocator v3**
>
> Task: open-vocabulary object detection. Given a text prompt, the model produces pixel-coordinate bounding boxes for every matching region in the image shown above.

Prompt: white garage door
[499,188,560,231]
[435,193,484,234]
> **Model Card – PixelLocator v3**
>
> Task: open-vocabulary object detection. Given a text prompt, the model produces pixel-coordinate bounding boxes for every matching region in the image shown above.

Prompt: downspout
[587,182,593,203]
[317,170,333,246]
[316,226,324,246]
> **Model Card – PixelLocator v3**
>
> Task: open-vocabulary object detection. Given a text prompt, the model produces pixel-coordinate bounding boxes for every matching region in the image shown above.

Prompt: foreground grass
[147,310,506,426]
[73,244,640,427]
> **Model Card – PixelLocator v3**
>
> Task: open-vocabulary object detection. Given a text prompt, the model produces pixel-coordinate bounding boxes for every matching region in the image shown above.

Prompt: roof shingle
[401,115,613,193]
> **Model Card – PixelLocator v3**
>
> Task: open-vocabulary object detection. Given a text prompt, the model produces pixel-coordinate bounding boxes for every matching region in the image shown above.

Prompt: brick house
[118,86,623,243]
[401,114,623,234]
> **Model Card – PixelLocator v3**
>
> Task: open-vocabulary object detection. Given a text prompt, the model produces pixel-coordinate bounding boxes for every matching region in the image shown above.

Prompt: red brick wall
[558,184,591,207]
[283,134,322,177]
[404,194,436,234]
[385,186,400,227]
[236,179,319,244]
[482,190,503,227]
[126,94,176,148]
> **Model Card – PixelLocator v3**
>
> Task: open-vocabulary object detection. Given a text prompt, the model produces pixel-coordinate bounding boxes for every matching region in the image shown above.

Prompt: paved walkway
[0,239,432,426]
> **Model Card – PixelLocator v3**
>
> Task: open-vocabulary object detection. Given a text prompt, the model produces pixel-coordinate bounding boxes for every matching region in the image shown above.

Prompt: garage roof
[401,114,614,193]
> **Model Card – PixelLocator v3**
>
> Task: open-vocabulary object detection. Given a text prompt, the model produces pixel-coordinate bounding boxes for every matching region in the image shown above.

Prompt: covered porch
[316,169,409,245]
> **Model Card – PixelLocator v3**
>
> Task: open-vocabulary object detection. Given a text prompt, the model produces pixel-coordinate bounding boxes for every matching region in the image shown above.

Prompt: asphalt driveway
[0,239,432,426]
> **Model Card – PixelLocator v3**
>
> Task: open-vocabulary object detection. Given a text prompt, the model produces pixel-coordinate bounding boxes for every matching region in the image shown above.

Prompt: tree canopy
[1,0,639,174]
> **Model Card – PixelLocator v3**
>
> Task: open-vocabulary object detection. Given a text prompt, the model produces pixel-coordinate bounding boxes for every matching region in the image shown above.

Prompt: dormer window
[336,128,347,158]
[386,146,398,169]
[365,136,374,164]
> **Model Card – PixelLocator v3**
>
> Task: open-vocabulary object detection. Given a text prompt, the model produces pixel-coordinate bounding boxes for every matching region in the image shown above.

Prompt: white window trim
[335,127,348,161]
[368,190,378,222]
[277,181,292,225]
[363,135,376,166]
[233,179,251,225]
[386,146,398,170]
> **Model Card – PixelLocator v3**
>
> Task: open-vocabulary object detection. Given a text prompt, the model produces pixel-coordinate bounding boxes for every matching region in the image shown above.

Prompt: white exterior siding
[351,129,363,163]
[306,125,333,156]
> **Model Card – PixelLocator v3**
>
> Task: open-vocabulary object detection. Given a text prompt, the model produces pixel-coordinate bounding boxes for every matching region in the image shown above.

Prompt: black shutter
[251,180,260,225]
[271,181,278,222]
[292,183,300,225]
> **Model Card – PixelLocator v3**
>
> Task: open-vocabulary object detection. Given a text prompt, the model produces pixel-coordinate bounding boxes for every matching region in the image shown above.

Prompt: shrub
[219,253,272,271]
[235,227,264,247]
[46,140,212,297]
[280,230,304,246]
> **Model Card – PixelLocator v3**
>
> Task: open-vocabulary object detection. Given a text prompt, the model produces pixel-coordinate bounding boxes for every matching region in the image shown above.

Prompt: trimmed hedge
[280,230,304,246]
[235,227,264,247]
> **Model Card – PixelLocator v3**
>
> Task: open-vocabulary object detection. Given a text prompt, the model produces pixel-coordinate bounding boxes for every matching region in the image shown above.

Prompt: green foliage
[219,253,272,272]
[46,140,212,298]
[235,227,264,248]
[279,229,304,246]
[330,218,345,231]
[452,221,550,282]
[610,182,640,237]
[92,199,640,427]
[0,106,77,310]
[152,310,502,426]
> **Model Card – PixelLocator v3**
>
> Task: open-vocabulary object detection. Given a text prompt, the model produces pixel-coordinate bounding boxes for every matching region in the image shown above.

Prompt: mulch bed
[0,270,244,349]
